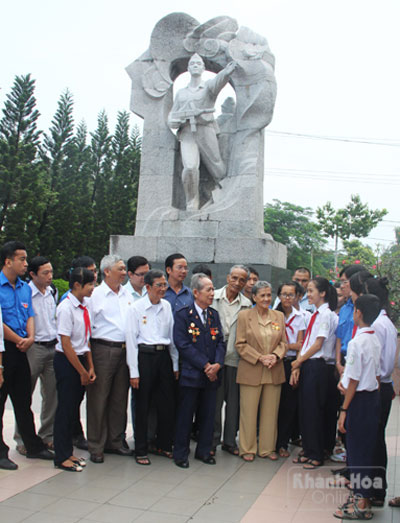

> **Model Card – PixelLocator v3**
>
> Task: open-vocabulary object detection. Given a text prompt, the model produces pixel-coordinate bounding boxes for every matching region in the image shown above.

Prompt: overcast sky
[1,0,399,255]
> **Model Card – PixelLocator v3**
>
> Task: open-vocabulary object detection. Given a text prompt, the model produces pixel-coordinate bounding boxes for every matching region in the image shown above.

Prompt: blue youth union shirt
[0,271,34,337]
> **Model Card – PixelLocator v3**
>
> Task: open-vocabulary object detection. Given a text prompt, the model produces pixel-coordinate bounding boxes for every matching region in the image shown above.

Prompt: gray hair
[144,269,165,286]
[100,254,123,276]
[191,273,210,291]
[252,280,272,296]
[229,264,250,279]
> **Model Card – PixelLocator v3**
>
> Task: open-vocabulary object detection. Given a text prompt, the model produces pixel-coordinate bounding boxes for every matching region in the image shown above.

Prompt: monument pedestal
[110,234,289,289]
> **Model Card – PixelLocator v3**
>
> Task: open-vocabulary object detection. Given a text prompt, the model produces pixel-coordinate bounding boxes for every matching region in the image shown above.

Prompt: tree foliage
[316,194,387,268]
[264,199,326,273]
[0,75,141,277]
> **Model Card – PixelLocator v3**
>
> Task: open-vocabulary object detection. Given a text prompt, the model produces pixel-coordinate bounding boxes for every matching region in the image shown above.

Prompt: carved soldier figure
[168,54,236,211]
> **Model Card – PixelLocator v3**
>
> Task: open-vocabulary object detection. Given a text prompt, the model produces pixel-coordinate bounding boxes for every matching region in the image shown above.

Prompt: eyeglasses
[154,283,168,288]
[134,271,147,277]
[280,293,295,299]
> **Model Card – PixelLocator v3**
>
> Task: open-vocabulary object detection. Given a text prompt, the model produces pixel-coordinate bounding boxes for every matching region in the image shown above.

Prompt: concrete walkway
[0,367,399,522]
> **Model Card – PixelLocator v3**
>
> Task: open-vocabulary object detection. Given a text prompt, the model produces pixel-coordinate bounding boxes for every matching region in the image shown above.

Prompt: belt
[36,339,57,347]
[91,338,126,349]
[284,356,296,361]
[138,344,167,353]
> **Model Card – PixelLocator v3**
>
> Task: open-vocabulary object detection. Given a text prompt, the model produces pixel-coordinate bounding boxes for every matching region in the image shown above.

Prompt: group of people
[0,240,398,519]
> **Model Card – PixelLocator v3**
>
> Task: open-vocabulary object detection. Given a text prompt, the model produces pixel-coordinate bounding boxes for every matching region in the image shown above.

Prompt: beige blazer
[236,308,287,386]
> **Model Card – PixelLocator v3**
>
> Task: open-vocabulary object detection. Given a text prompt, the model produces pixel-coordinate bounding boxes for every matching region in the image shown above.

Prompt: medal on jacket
[188,323,200,343]
[271,322,280,331]
[210,327,219,340]
[142,315,147,324]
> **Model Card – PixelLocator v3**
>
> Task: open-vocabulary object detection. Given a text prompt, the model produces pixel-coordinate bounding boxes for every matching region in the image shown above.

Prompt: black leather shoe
[104,447,133,456]
[0,457,18,470]
[73,435,88,450]
[26,448,54,460]
[90,453,104,464]
[174,459,189,469]
[195,455,216,465]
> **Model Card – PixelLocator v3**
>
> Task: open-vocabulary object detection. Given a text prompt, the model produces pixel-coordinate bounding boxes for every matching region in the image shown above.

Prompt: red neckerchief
[351,324,358,339]
[68,296,91,339]
[302,311,319,348]
[285,314,296,339]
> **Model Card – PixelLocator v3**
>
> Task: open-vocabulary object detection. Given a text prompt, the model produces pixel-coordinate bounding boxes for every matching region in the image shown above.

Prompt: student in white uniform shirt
[14,257,57,455]
[291,277,338,469]
[53,268,96,471]
[126,269,179,466]
[334,294,381,520]
[275,282,305,457]
[363,276,398,507]
[86,254,133,463]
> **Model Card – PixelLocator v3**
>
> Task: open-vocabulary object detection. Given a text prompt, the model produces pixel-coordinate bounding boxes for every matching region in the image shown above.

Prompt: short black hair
[165,253,186,277]
[363,276,389,310]
[340,264,367,279]
[293,267,311,277]
[192,263,212,278]
[28,256,50,275]
[71,256,96,270]
[247,266,259,278]
[144,269,165,286]
[0,241,26,265]
[127,256,150,274]
[354,294,381,326]
[69,267,95,289]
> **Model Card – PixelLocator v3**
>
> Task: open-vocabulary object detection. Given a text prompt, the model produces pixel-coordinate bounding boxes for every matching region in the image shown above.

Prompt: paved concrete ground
[0,358,399,522]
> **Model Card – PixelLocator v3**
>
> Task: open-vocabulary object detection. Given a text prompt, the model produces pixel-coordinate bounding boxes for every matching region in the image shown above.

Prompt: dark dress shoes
[104,447,133,456]
[174,459,189,469]
[73,435,88,450]
[195,455,216,465]
[0,457,18,470]
[90,453,104,464]
[26,448,54,460]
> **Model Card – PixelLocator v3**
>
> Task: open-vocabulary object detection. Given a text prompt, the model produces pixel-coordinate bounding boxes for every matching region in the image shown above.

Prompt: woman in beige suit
[236,281,287,461]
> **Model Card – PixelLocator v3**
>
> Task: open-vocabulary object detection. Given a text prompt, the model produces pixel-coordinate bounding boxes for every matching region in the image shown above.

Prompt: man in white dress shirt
[126,269,179,465]
[124,256,150,301]
[14,256,57,454]
[87,255,133,463]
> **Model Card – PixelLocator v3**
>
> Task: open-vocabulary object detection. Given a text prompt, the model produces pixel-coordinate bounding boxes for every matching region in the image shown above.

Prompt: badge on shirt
[188,325,200,343]
[271,322,280,331]
[142,316,147,324]
[21,302,28,309]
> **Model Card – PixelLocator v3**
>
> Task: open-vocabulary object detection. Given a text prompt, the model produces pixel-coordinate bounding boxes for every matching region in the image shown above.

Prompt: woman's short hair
[251,280,272,296]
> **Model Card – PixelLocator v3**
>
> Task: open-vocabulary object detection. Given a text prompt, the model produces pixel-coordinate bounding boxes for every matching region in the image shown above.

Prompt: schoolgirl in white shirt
[291,277,338,469]
[53,268,96,472]
[334,294,381,520]
[362,276,398,506]
[275,282,305,457]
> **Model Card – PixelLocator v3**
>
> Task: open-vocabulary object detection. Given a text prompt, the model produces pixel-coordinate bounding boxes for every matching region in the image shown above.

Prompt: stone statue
[167,54,237,210]
[116,13,286,271]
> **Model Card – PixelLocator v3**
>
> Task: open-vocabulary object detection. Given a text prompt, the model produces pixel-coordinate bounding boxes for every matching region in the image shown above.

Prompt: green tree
[316,194,387,269]
[264,200,326,273]
[0,74,48,253]
[337,239,376,269]
[379,229,400,328]
[39,90,75,258]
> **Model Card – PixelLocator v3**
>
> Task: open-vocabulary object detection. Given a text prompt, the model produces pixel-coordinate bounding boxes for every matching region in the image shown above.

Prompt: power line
[265,169,400,186]
[266,130,400,147]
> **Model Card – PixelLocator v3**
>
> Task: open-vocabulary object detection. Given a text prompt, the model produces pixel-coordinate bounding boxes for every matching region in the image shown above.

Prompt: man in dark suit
[173,273,226,468]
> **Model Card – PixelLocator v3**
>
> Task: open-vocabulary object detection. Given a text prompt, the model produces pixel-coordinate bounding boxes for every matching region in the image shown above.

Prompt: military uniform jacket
[173,302,226,389]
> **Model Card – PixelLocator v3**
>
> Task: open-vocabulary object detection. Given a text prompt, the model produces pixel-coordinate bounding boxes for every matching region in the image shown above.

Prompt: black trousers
[53,352,85,465]
[134,350,175,456]
[174,386,217,461]
[346,390,380,499]
[299,358,327,462]
[0,341,45,458]
[371,382,393,500]
[323,363,341,454]
[276,357,298,450]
